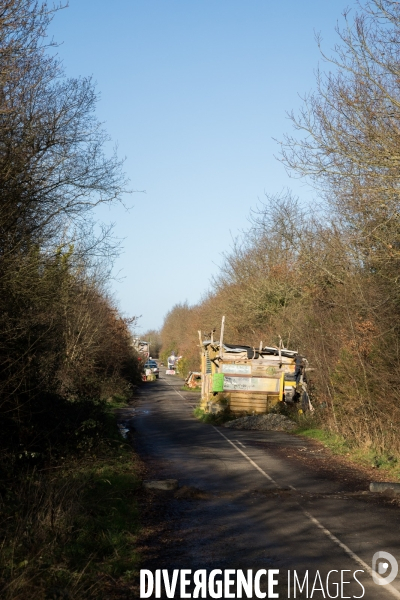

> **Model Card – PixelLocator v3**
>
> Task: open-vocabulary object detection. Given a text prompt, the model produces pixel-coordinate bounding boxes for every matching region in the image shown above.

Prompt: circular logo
[372,551,398,585]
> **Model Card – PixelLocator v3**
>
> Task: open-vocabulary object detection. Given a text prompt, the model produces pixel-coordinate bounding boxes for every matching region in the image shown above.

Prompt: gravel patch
[224,413,297,431]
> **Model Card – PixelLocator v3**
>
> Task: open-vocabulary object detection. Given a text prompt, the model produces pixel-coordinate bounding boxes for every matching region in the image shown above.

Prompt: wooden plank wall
[200,373,212,408]
[229,393,280,414]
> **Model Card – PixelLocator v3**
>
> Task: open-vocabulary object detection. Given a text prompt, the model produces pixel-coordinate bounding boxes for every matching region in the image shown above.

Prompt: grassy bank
[296,426,400,480]
[0,412,141,599]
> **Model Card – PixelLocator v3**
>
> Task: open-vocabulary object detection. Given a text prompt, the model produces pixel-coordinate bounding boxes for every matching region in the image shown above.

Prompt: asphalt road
[121,372,400,600]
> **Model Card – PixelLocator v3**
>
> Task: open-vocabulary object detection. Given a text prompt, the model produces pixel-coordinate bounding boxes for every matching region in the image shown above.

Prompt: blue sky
[48,0,353,333]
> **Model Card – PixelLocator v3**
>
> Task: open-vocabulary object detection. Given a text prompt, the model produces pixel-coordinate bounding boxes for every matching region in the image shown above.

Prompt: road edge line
[212,426,400,598]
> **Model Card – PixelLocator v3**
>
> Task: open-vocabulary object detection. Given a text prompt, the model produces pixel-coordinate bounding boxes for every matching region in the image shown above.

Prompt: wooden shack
[200,329,300,414]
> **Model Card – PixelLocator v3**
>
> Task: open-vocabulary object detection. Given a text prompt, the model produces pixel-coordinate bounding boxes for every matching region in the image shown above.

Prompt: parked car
[144,360,159,378]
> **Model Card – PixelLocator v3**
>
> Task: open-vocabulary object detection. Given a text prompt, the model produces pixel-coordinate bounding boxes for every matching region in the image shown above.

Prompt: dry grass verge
[296,426,400,481]
[0,442,141,599]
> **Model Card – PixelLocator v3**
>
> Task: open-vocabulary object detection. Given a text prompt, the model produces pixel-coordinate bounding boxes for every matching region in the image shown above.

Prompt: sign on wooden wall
[221,364,251,375]
[223,376,280,393]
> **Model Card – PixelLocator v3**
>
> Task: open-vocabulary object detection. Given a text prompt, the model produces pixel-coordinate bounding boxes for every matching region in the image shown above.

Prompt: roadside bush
[176,357,190,379]
[193,406,234,425]
[0,3,143,598]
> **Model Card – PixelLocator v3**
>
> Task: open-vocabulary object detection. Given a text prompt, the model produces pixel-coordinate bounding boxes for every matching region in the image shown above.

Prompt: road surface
[121,372,400,599]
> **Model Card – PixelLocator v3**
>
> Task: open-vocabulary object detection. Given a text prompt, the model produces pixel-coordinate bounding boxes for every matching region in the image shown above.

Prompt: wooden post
[259,341,263,352]
[219,315,225,359]
[279,372,285,402]
[198,330,205,404]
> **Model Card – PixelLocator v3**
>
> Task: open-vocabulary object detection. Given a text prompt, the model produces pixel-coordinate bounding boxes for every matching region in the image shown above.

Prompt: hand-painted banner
[223,376,280,393]
[221,364,251,375]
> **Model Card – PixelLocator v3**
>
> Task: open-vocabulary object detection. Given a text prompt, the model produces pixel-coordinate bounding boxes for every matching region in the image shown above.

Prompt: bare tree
[0,1,128,260]
[279,0,400,281]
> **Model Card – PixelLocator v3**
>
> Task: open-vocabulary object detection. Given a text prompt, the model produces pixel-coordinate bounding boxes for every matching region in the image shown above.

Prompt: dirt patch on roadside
[174,485,210,500]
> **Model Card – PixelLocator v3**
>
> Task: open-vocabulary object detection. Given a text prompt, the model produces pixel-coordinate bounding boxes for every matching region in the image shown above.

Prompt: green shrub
[193,406,235,425]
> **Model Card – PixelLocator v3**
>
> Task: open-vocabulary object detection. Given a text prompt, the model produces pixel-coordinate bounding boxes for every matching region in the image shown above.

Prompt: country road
[119,372,400,599]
